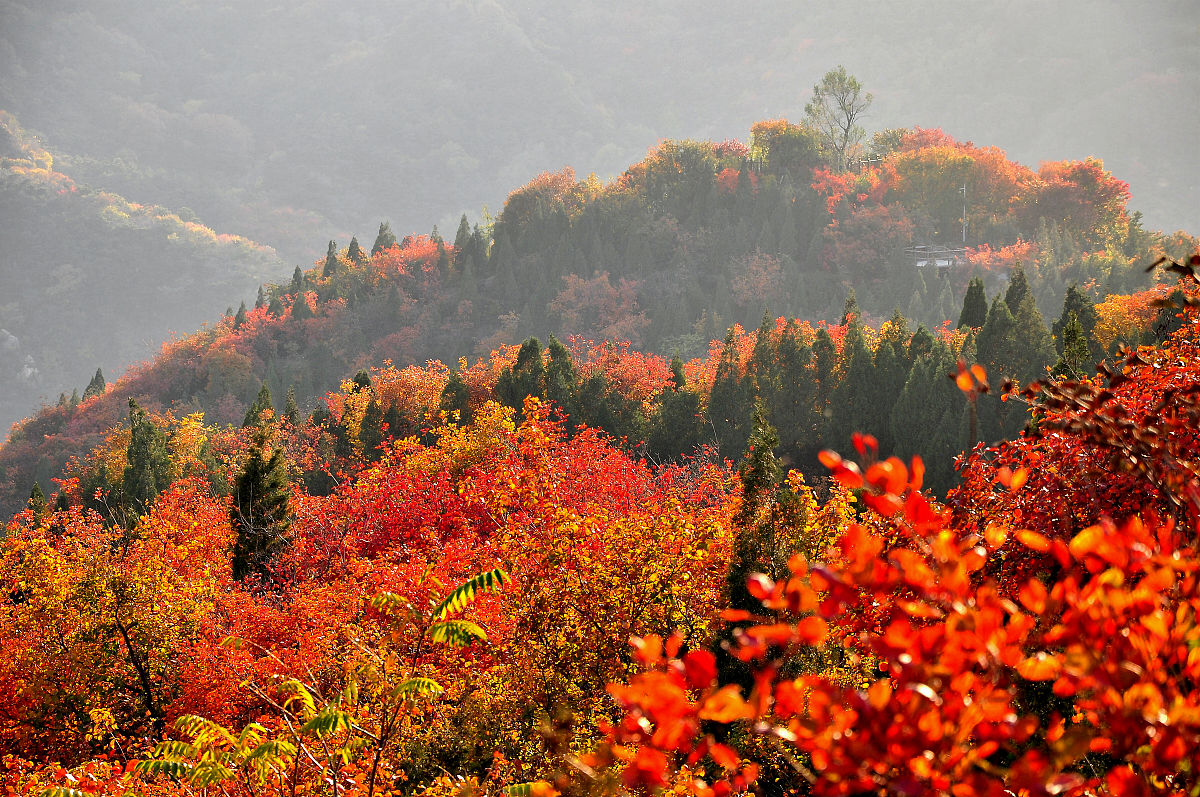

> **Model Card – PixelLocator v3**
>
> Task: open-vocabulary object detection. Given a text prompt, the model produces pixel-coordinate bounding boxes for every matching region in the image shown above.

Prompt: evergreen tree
[1010,290,1056,382]
[812,327,837,424]
[958,276,988,329]
[728,402,782,611]
[254,285,267,310]
[439,371,472,425]
[1053,312,1091,379]
[830,322,876,452]
[27,482,46,521]
[371,222,397,256]
[122,399,172,517]
[453,214,473,262]
[347,235,366,266]
[351,369,372,392]
[707,331,753,459]
[769,320,815,465]
[232,301,247,329]
[230,427,293,583]
[1053,284,1101,361]
[976,298,1020,380]
[69,388,79,407]
[359,397,385,461]
[283,387,299,425]
[83,367,106,400]
[496,338,545,415]
[890,341,965,495]
[291,292,313,320]
[646,356,704,462]
[908,326,934,362]
[322,240,339,278]
[840,288,860,325]
[243,383,274,428]
[544,335,578,421]
[267,295,284,317]
[1004,265,1031,313]
[290,266,305,293]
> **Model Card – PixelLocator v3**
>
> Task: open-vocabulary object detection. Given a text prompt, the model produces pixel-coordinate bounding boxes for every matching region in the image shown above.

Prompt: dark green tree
[439,371,472,425]
[232,301,247,329]
[230,428,293,582]
[371,222,397,256]
[544,335,579,422]
[646,356,703,462]
[27,482,47,521]
[243,383,274,428]
[728,402,782,611]
[83,367,106,400]
[958,276,988,329]
[290,266,305,293]
[1003,265,1031,313]
[282,387,299,425]
[1053,312,1091,379]
[322,240,339,278]
[707,330,753,459]
[254,285,266,310]
[496,338,545,415]
[360,397,385,462]
[347,235,366,266]
[122,399,172,517]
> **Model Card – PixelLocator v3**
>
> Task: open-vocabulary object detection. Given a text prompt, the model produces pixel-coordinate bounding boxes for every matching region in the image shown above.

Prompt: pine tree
[255,285,267,310]
[83,367,106,400]
[27,482,46,521]
[290,266,305,293]
[122,399,172,517]
[1053,284,1100,355]
[769,320,815,465]
[840,288,860,325]
[1053,312,1091,379]
[268,295,285,317]
[230,427,292,583]
[728,402,782,611]
[958,276,988,329]
[544,335,578,421]
[371,221,396,257]
[232,301,248,329]
[830,321,876,452]
[283,387,299,425]
[708,330,753,459]
[496,338,545,415]
[646,356,703,462]
[1004,264,1031,313]
[243,383,274,428]
[347,235,366,266]
[291,292,313,320]
[322,240,339,278]
[439,371,472,425]
[359,397,385,461]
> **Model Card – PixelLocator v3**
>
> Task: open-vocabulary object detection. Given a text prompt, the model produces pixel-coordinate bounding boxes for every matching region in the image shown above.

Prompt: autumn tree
[804,65,872,171]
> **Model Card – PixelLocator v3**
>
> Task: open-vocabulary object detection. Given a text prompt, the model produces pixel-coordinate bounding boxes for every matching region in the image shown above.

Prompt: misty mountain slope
[0,112,286,435]
[0,118,1191,521]
[0,0,1194,269]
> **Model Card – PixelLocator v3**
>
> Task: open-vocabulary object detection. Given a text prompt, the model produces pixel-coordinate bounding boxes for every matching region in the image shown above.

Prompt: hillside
[0,119,1193,521]
[2,279,1199,793]
[0,112,286,434]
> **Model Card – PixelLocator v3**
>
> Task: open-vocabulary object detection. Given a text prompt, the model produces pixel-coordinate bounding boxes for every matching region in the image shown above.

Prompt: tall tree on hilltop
[371,222,396,257]
[804,66,872,171]
[708,330,753,460]
[958,276,988,329]
[1004,264,1031,313]
[83,367,106,400]
[347,235,366,267]
[1053,284,1099,355]
[243,383,273,428]
[496,338,545,416]
[322,240,338,278]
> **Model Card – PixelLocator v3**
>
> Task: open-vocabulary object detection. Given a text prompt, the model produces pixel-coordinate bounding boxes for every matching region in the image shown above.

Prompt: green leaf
[278,679,317,719]
[369,591,412,615]
[135,760,194,778]
[504,783,544,797]
[301,707,350,736]
[428,619,487,647]
[390,677,444,699]
[431,568,511,619]
[40,788,89,797]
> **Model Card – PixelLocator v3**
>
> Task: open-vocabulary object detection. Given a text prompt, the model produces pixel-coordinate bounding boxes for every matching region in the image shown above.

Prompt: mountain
[0,120,1192,520]
[0,112,287,434]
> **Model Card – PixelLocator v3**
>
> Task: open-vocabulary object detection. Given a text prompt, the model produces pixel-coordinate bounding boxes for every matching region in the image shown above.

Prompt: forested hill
[0,112,286,434]
[0,120,1195,520]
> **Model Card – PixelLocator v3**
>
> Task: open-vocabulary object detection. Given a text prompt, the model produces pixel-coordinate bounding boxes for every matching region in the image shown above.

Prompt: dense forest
[0,116,1194,520]
[2,75,1200,793]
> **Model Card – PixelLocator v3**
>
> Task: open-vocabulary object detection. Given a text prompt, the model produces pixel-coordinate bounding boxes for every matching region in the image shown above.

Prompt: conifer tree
[958,276,988,329]
[812,327,837,419]
[840,288,860,325]
[291,292,313,320]
[347,235,366,266]
[1053,284,1100,356]
[230,427,292,583]
[496,338,545,415]
[769,320,815,465]
[708,330,753,459]
[290,266,304,293]
[1004,264,1031,312]
[544,335,578,421]
[646,356,704,462]
[243,383,273,428]
[283,387,299,425]
[729,402,782,611]
[322,240,338,278]
[122,399,172,517]
[359,397,385,461]
[439,371,472,425]
[254,285,266,310]
[830,321,876,451]
[453,214,473,258]
[1053,312,1092,379]
[232,301,247,329]
[83,367,106,400]
[267,295,284,317]
[27,482,46,521]
[371,222,396,256]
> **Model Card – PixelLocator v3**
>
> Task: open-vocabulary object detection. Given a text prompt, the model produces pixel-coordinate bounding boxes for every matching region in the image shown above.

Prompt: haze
[0,0,1197,433]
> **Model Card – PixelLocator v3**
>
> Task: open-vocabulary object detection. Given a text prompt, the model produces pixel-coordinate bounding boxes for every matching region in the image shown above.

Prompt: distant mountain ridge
[0,112,286,434]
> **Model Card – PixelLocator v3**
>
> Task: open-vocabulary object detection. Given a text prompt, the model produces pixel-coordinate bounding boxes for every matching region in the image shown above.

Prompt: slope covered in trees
[0,112,285,435]
[2,273,1198,796]
[0,118,1193,520]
